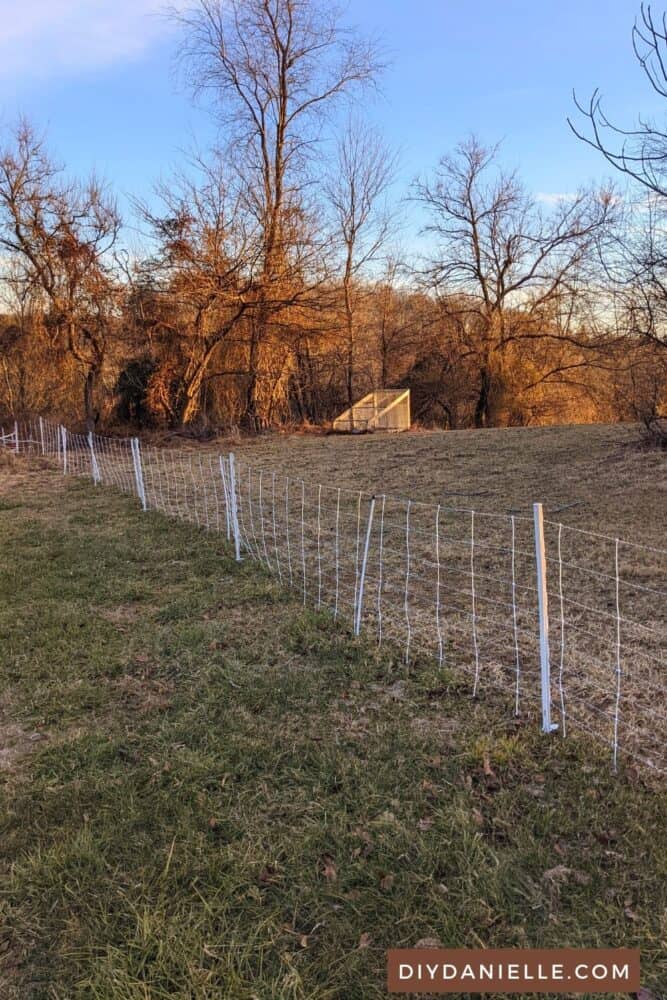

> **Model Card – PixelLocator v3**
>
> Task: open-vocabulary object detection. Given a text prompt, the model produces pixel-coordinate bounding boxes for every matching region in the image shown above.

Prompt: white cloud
[0,1,187,80]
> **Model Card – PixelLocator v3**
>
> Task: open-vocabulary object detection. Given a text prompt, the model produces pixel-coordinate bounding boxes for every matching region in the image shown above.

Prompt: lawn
[0,440,665,999]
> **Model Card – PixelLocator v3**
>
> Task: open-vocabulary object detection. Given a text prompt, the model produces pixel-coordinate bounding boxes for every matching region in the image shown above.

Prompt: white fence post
[131,438,147,511]
[39,416,45,455]
[355,496,376,636]
[88,431,101,485]
[14,420,19,455]
[533,502,557,733]
[228,453,242,562]
[219,455,231,541]
[60,425,68,474]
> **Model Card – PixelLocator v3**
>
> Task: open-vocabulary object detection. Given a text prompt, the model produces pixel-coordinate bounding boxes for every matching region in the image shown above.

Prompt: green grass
[0,471,665,999]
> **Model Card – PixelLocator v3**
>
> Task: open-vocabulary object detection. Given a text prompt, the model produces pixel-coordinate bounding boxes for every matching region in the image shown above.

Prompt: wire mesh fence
[2,416,665,776]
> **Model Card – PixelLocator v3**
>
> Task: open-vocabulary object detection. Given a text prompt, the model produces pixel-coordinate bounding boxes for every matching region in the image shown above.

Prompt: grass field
[0,425,666,999]
[225,422,666,546]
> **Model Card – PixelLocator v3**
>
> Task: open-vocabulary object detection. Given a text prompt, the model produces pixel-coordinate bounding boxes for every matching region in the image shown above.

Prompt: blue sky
[0,0,658,236]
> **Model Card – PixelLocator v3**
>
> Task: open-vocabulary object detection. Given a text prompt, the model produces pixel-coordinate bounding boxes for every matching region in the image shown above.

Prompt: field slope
[0,447,665,999]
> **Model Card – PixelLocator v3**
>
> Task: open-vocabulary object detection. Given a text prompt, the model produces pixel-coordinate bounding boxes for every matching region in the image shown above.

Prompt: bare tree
[0,121,121,428]
[136,155,262,427]
[173,0,382,429]
[569,3,667,198]
[414,137,616,426]
[374,257,423,388]
[324,119,396,413]
[570,5,667,345]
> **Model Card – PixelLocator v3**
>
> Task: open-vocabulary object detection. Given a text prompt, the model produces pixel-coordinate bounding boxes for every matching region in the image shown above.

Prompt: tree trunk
[241,321,262,432]
[474,366,491,428]
[84,367,98,431]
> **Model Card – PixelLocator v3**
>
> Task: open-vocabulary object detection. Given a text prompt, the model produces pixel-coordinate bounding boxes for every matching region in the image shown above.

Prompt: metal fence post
[533,502,557,733]
[131,438,147,511]
[88,431,101,485]
[60,425,68,474]
[39,416,45,455]
[14,420,19,455]
[228,453,242,562]
[355,496,376,636]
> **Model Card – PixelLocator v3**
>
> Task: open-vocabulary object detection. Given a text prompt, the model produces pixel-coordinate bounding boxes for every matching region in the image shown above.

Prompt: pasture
[227,423,665,546]
[0,423,665,999]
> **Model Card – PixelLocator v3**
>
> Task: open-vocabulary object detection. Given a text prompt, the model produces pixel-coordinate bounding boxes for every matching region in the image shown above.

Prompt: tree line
[0,0,665,444]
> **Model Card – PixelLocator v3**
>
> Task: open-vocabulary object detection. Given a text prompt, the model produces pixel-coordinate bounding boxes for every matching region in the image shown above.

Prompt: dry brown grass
[220,422,665,546]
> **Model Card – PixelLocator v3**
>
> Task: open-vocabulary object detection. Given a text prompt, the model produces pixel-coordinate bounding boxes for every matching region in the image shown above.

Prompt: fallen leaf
[596,829,619,845]
[415,937,442,949]
[259,865,278,885]
[417,816,433,832]
[321,855,337,882]
[472,808,485,827]
[379,873,395,890]
[358,932,371,949]
[624,906,639,922]
[543,865,573,883]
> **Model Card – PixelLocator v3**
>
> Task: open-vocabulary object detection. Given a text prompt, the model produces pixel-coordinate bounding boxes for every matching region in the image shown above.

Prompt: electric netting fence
[2,417,665,776]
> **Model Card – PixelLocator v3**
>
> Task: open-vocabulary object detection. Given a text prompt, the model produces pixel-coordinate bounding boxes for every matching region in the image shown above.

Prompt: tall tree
[414,138,615,427]
[324,119,396,412]
[173,0,381,428]
[0,121,120,428]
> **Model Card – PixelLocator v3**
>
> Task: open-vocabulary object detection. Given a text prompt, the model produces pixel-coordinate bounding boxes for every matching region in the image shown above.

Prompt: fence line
[2,417,665,776]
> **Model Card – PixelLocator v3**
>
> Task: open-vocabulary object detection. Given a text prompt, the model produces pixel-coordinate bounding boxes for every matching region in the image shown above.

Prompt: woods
[0,0,665,440]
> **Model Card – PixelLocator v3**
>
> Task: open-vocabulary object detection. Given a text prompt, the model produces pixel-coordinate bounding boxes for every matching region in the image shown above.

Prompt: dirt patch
[97,605,159,630]
[0,718,48,776]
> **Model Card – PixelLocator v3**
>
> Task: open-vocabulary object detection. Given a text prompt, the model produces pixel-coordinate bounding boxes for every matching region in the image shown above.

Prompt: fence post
[228,453,242,562]
[60,425,68,474]
[14,420,19,455]
[88,431,101,485]
[218,455,231,541]
[533,502,557,733]
[131,438,148,511]
[355,496,376,636]
[39,416,45,455]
